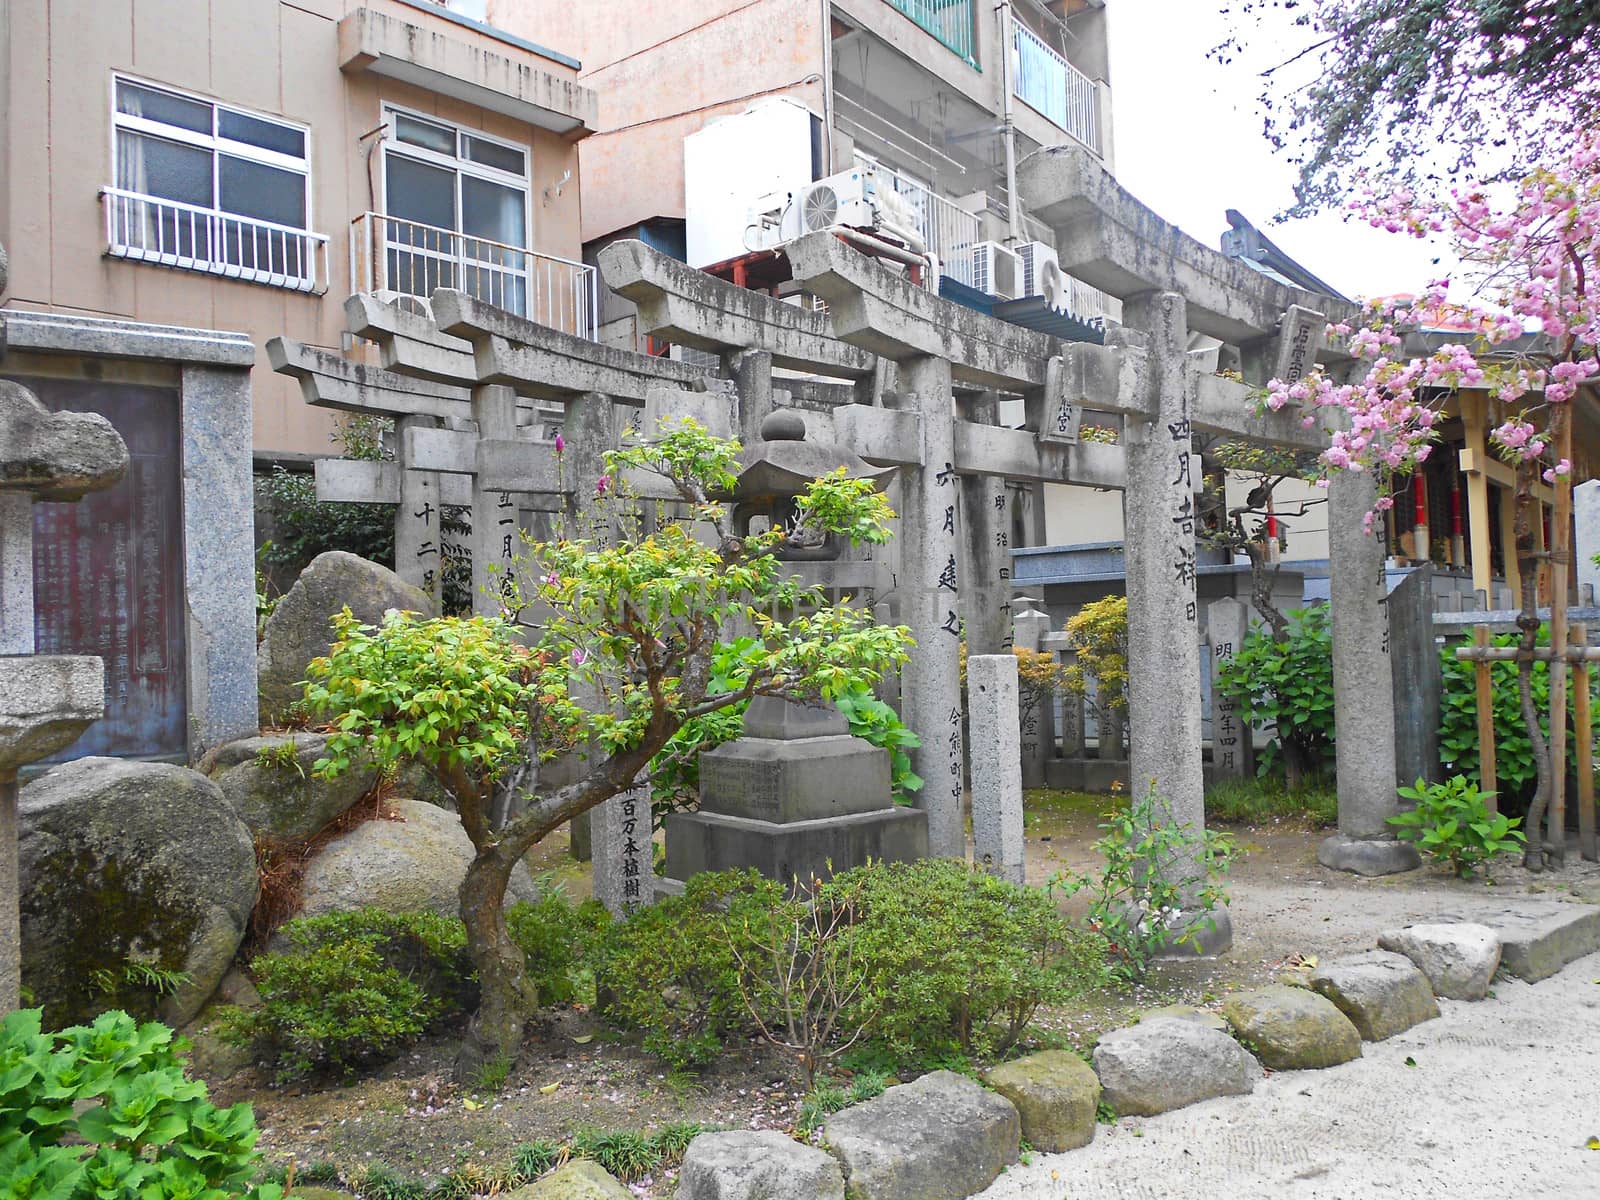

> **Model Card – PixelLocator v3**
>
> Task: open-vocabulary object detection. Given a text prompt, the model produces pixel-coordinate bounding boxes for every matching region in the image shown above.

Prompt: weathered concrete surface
[1092,1017,1261,1117]
[1321,468,1420,877]
[822,1070,1020,1200]
[976,951,1600,1200]
[1377,923,1502,1001]
[1309,950,1440,1041]
[1020,143,1354,347]
[987,1050,1101,1152]
[1221,985,1363,1070]
[19,758,257,1027]
[676,1129,845,1200]
[0,657,105,771]
[967,654,1025,884]
[598,238,875,378]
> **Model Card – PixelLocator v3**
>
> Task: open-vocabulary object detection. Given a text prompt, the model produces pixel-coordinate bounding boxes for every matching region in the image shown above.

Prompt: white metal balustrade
[351,211,599,342]
[1011,20,1102,155]
[102,187,329,292]
[866,164,982,289]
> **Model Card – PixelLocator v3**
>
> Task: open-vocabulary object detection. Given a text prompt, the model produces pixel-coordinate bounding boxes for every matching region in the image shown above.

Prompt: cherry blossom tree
[1264,137,1600,868]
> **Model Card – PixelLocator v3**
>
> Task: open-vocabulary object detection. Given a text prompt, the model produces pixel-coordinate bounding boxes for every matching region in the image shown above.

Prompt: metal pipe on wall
[996,1,1023,244]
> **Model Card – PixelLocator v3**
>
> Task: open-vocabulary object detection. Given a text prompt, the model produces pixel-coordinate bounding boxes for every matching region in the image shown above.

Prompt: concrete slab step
[1439,903,1600,982]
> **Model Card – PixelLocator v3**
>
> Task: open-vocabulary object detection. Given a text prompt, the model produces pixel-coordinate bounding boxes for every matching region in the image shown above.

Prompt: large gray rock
[986,1050,1100,1152]
[1093,1017,1261,1117]
[676,1130,844,1200]
[0,380,129,500]
[821,1070,1019,1200]
[1377,923,1502,1001]
[507,1161,631,1199]
[1309,950,1440,1041]
[1221,985,1363,1070]
[209,733,379,842]
[256,551,434,722]
[295,798,536,921]
[18,758,258,1027]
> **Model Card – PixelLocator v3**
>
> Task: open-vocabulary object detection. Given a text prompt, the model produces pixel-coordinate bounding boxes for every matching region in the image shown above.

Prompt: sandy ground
[976,799,1600,1200]
[977,947,1600,1200]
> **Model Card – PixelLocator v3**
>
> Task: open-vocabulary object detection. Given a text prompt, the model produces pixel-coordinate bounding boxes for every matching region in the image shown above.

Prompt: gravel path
[979,929,1600,1199]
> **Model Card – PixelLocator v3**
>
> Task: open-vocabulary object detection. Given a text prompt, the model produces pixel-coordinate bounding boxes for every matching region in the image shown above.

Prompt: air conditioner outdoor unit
[972,241,1022,300]
[1015,241,1068,309]
[373,289,434,320]
[779,168,880,242]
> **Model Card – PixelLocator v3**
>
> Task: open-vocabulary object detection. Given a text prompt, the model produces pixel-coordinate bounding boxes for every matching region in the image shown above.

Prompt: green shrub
[504,884,611,1006]
[220,909,474,1080]
[0,1007,279,1200]
[594,870,781,1071]
[1050,781,1238,981]
[1214,605,1335,780]
[1438,626,1600,812]
[1389,775,1525,877]
[830,859,1109,1062]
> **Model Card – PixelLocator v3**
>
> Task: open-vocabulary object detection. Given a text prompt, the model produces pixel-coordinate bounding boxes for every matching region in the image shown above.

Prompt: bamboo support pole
[1572,624,1596,861]
[1454,645,1600,663]
[1473,624,1498,810]
[1546,407,1573,858]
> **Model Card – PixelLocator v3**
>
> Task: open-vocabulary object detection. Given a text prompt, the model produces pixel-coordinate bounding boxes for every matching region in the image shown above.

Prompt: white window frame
[379,104,532,246]
[105,73,325,291]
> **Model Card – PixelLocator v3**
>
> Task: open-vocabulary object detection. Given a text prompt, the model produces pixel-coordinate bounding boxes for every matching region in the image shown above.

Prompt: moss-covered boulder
[986,1050,1100,1151]
[1222,985,1362,1071]
[257,551,434,723]
[18,758,258,1027]
[209,733,378,842]
[506,1161,631,1199]
[294,799,537,922]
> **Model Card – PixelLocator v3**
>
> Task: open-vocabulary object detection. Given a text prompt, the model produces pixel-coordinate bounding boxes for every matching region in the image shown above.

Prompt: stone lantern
[727,408,896,561]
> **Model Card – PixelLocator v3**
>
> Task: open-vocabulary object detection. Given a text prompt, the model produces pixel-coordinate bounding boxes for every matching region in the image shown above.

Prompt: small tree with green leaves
[303,419,909,1075]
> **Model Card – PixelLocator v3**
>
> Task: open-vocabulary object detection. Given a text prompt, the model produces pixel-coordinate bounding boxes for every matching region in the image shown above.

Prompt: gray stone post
[1119,293,1228,952]
[470,385,520,618]
[179,363,260,755]
[1013,603,1055,788]
[1576,479,1600,606]
[1206,597,1252,779]
[887,356,965,858]
[729,349,774,449]
[1320,469,1421,875]
[394,414,445,606]
[591,781,653,918]
[1388,567,1441,788]
[0,494,32,655]
[968,654,1025,884]
[960,394,1012,656]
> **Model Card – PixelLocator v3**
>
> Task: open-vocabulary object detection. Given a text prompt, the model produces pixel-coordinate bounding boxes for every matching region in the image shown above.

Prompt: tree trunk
[1513,460,1553,871]
[455,845,539,1079]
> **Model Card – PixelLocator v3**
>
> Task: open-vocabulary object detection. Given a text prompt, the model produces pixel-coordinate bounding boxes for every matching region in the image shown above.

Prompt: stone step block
[1470,904,1600,982]
[1221,985,1363,1070]
[699,736,891,823]
[1377,923,1502,1001]
[986,1050,1100,1152]
[1308,950,1440,1041]
[676,1130,844,1200]
[1092,1017,1261,1117]
[821,1070,1019,1200]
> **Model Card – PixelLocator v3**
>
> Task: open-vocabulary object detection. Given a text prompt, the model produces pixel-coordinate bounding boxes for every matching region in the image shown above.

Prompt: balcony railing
[351,211,599,341]
[1012,20,1102,155]
[102,187,329,292]
[867,163,982,289]
[884,0,977,67]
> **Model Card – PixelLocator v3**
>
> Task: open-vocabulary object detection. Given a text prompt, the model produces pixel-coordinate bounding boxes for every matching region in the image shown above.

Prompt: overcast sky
[1102,0,1454,301]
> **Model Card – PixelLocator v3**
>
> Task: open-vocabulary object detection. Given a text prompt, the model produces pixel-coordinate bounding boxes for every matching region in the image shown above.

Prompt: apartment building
[499,0,1114,350]
[0,0,599,462]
